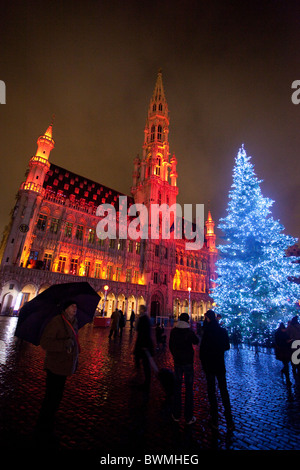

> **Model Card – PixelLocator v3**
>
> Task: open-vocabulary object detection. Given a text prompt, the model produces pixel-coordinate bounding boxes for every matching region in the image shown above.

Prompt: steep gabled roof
[43,163,134,212]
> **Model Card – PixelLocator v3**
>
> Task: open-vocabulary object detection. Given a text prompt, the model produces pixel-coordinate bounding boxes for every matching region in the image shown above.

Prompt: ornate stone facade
[0,72,217,320]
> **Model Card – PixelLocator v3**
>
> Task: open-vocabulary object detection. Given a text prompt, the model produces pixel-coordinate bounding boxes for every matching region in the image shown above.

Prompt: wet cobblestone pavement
[0,316,300,462]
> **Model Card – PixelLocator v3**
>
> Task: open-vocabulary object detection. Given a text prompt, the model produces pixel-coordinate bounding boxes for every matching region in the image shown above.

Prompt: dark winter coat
[199,319,230,374]
[287,322,300,341]
[274,328,291,362]
[40,314,79,376]
[134,314,154,356]
[169,320,199,365]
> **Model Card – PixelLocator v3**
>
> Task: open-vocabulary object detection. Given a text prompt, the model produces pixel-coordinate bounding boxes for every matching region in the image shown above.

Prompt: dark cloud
[0,0,299,242]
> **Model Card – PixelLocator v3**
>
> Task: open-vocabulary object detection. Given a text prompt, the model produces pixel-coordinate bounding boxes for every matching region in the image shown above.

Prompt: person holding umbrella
[36,299,80,442]
[15,281,100,445]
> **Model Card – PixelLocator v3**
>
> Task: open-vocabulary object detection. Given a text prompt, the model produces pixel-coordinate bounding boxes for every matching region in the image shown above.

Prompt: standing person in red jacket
[169,312,199,425]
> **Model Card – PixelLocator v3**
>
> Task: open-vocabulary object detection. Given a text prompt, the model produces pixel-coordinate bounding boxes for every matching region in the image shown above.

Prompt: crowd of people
[40,302,291,447]
[35,298,300,450]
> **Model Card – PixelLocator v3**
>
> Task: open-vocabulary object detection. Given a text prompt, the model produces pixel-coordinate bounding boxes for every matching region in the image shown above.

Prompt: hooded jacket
[169,320,199,365]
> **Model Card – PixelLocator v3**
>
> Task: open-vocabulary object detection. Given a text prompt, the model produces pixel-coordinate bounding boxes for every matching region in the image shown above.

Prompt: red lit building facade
[0,72,217,320]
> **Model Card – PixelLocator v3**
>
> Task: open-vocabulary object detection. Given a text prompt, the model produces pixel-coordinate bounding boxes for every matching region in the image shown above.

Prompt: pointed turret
[2,120,55,267]
[36,121,55,160]
[21,120,55,194]
[205,209,217,252]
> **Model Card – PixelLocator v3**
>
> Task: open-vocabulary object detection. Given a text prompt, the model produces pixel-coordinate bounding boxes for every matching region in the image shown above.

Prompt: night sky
[1,0,300,244]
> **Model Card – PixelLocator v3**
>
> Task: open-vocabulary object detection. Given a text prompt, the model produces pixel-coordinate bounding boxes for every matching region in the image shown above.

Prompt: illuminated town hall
[0,72,217,320]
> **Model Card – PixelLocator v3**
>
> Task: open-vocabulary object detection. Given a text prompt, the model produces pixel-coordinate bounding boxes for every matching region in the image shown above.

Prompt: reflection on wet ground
[0,316,300,455]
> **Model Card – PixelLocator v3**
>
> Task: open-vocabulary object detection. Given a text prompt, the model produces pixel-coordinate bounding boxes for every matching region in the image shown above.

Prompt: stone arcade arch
[150,290,164,319]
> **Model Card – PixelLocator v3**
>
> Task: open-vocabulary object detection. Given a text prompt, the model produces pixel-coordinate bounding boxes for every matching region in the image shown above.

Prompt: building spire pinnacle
[152,69,166,103]
[44,114,55,139]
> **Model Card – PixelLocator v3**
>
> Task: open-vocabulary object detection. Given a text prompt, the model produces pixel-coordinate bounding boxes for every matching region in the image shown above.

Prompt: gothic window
[156,158,161,176]
[76,225,84,240]
[94,262,102,279]
[43,253,52,271]
[65,222,73,237]
[118,239,125,250]
[29,250,38,261]
[70,258,78,275]
[57,256,66,273]
[50,218,59,234]
[150,125,155,142]
[88,228,95,243]
[158,103,163,111]
[98,237,105,247]
[128,240,133,253]
[154,272,158,284]
[106,265,113,280]
[126,268,132,283]
[37,214,47,231]
[116,267,121,281]
[152,104,156,112]
[157,125,162,141]
[84,260,90,277]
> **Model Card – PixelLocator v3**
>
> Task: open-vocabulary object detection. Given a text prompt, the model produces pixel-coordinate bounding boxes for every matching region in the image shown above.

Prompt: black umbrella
[15,281,100,346]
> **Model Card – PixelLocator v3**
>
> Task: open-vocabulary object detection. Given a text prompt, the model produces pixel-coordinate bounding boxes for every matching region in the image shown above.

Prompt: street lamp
[188,287,191,319]
[102,284,109,316]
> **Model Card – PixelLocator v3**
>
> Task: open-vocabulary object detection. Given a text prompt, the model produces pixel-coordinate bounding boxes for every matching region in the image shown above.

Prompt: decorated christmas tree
[212,145,300,338]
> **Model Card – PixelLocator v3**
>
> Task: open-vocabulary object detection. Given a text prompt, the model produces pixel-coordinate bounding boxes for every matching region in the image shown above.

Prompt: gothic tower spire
[131,71,178,208]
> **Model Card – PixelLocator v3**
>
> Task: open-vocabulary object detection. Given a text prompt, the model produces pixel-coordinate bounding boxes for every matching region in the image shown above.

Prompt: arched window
[155,157,161,176]
[152,104,156,112]
[150,125,155,142]
[157,125,162,141]
[158,103,163,111]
